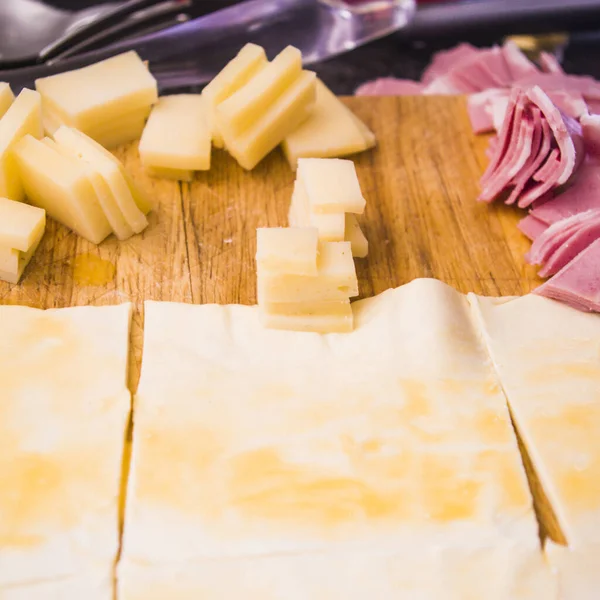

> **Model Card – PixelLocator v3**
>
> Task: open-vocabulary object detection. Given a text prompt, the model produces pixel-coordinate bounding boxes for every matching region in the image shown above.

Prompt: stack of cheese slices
[257,158,368,333]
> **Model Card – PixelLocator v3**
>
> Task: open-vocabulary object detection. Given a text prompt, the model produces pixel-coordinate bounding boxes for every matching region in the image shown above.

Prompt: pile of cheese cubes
[256,158,368,333]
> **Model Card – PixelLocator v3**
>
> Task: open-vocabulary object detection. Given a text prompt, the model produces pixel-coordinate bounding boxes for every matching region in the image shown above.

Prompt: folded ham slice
[421,43,480,85]
[580,114,600,157]
[355,78,423,96]
[479,86,584,207]
[534,237,600,312]
[518,214,548,240]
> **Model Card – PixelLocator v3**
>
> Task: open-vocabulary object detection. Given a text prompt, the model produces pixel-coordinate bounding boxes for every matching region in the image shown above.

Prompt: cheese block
[297,157,366,214]
[0,221,44,284]
[282,79,376,169]
[470,293,600,548]
[256,226,318,276]
[545,541,600,600]
[43,137,133,240]
[35,51,157,133]
[288,174,346,241]
[13,135,112,244]
[139,95,211,172]
[0,196,45,252]
[345,213,368,258]
[0,304,131,593]
[53,126,148,234]
[0,89,43,201]
[259,300,353,333]
[92,114,148,150]
[145,165,193,182]
[0,82,15,119]
[118,280,554,599]
[201,43,267,148]
[220,70,316,170]
[257,241,358,303]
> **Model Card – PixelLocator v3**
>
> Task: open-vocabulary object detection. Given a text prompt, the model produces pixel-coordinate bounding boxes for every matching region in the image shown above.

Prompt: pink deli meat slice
[355,78,424,96]
[539,212,600,277]
[514,72,600,100]
[502,41,540,79]
[534,237,600,312]
[580,114,600,157]
[530,159,600,224]
[525,210,599,265]
[518,214,549,240]
[421,42,479,84]
[539,52,565,75]
[467,88,508,134]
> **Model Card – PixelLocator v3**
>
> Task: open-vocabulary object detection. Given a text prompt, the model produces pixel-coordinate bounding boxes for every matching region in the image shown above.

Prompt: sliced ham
[580,113,600,157]
[534,237,600,312]
[518,214,548,240]
[514,72,600,101]
[539,51,564,75]
[421,42,479,84]
[502,40,540,79]
[355,78,424,96]
[466,88,508,134]
[530,158,600,224]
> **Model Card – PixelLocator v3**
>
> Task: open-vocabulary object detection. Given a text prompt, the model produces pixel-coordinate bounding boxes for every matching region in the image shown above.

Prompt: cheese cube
[13,135,112,244]
[35,51,157,132]
[256,227,318,276]
[0,83,15,119]
[201,43,267,148]
[289,177,345,241]
[259,301,353,333]
[139,95,211,172]
[345,214,368,258]
[54,126,148,234]
[282,79,376,169]
[0,196,45,252]
[88,114,148,150]
[0,222,44,284]
[0,89,43,201]
[217,46,302,140]
[297,158,366,214]
[42,137,133,240]
[257,241,358,303]
[145,165,193,182]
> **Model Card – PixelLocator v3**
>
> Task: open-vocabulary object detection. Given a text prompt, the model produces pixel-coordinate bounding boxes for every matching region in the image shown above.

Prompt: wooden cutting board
[0,96,542,391]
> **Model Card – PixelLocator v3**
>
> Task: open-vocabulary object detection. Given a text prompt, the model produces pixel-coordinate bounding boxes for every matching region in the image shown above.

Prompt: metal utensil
[0,0,192,68]
[0,0,416,92]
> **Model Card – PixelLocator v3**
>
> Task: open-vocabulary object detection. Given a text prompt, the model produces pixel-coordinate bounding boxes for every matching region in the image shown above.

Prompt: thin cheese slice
[0,222,44,284]
[0,304,131,592]
[257,241,357,303]
[145,165,193,182]
[256,226,318,276]
[118,279,554,599]
[201,43,267,148]
[259,300,353,333]
[298,157,366,214]
[216,46,302,140]
[0,89,43,201]
[219,70,317,170]
[282,79,376,169]
[13,135,112,244]
[35,51,157,132]
[288,176,345,241]
[54,126,148,234]
[0,82,15,119]
[0,196,45,252]
[43,137,133,240]
[139,95,211,171]
[345,213,368,258]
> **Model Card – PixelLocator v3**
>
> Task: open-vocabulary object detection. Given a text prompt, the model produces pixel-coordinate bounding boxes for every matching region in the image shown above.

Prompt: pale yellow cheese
[54,126,148,234]
[220,70,316,170]
[36,51,157,133]
[0,89,43,201]
[217,46,302,140]
[139,95,210,172]
[0,222,44,284]
[345,213,368,258]
[201,43,267,148]
[288,176,345,241]
[257,241,357,303]
[256,226,318,276]
[298,157,366,214]
[13,135,112,244]
[43,137,133,240]
[259,301,353,333]
[282,79,376,169]
[546,541,600,600]
[0,82,15,119]
[145,165,193,182]
[92,115,148,149]
[0,196,45,252]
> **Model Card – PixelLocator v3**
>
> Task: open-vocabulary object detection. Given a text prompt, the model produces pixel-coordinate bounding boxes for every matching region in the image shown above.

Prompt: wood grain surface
[0,96,541,391]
